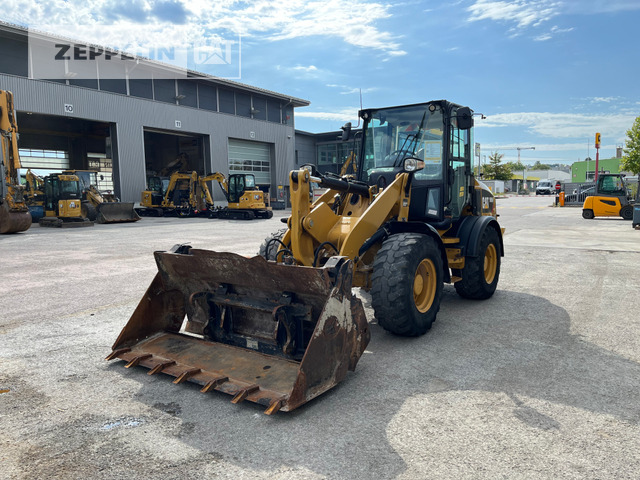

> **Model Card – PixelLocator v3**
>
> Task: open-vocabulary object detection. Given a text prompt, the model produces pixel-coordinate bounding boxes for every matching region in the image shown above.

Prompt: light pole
[517,147,535,194]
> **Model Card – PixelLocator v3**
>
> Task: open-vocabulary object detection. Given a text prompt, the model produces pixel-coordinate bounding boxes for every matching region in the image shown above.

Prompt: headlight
[403,158,425,172]
[255,194,260,200]
[69,201,77,208]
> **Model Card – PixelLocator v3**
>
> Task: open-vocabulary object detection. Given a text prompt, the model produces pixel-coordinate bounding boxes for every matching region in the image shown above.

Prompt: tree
[483,151,512,181]
[532,161,551,170]
[505,160,525,171]
[621,116,640,175]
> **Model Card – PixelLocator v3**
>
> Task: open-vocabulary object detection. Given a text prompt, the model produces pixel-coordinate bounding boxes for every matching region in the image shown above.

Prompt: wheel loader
[582,173,635,220]
[137,171,214,217]
[108,100,503,414]
[209,172,273,220]
[63,170,140,224]
[0,90,31,234]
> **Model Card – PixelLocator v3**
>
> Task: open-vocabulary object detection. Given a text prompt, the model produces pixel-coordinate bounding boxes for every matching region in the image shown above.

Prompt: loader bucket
[107,246,370,414]
[0,202,31,233]
[96,202,141,223]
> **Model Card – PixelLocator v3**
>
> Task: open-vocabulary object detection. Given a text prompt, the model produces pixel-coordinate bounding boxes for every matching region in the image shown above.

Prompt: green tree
[484,151,512,181]
[621,116,640,174]
[532,161,551,170]
[505,160,525,171]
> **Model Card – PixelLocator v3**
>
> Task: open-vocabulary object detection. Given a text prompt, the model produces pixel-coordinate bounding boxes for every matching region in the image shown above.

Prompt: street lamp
[517,147,535,194]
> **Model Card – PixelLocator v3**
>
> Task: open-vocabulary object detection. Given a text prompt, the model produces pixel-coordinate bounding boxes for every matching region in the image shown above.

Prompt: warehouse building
[0,21,309,204]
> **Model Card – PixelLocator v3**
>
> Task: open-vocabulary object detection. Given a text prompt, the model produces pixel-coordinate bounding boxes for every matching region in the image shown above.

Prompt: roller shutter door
[228,139,271,185]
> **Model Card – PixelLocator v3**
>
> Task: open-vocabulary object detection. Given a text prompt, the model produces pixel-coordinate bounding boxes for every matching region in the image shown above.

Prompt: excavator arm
[202,172,230,202]
[0,90,32,233]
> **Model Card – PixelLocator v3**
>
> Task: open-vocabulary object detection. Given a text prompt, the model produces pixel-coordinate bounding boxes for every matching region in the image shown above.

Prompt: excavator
[209,172,273,220]
[0,90,31,234]
[582,173,635,220]
[137,171,214,217]
[108,100,503,414]
[63,170,140,224]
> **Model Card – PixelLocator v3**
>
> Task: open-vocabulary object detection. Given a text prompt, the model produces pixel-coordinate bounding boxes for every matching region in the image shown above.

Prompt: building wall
[571,158,621,182]
[1,73,297,202]
[294,131,316,167]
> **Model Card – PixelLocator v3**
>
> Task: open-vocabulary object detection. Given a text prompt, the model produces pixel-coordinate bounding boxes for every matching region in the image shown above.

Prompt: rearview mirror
[457,107,474,130]
[341,122,352,141]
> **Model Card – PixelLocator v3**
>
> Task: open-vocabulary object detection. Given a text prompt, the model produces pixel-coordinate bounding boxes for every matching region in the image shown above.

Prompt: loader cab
[228,174,256,203]
[358,101,474,226]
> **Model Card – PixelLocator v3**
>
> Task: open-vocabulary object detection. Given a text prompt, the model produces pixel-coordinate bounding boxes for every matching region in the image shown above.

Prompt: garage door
[228,139,271,185]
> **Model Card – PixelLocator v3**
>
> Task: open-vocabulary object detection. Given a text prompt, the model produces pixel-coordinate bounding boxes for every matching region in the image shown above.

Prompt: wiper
[392,111,427,167]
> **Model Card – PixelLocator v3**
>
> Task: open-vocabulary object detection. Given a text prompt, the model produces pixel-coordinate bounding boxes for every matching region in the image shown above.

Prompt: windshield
[245,174,256,189]
[539,181,552,187]
[361,104,444,182]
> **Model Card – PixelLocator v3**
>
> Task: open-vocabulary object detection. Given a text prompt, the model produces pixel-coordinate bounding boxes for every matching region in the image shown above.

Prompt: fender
[385,221,451,283]
[454,215,504,258]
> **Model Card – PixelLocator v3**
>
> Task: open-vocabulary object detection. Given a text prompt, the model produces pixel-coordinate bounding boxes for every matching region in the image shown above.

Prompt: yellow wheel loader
[0,90,31,234]
[209,172,273,220]
[63,170,140,224]
[108,100,503,414]
[137,171,214,217]
[582,173,635,220]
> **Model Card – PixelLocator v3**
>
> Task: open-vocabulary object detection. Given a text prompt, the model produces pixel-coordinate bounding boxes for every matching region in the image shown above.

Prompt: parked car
[536,180,555,195]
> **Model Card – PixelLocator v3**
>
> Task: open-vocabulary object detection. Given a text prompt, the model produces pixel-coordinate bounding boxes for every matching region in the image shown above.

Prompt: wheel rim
[484,244,498,284]
[413,259,436,313]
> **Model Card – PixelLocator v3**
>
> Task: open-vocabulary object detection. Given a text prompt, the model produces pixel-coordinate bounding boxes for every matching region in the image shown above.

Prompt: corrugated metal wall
[0,74,297,202]
[293,131,316,166]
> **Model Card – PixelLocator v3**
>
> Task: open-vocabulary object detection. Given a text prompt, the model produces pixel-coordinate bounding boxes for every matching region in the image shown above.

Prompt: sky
[3,0,640,166]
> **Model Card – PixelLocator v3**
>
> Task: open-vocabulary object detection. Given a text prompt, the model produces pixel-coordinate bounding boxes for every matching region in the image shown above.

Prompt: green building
[571,157,622,182]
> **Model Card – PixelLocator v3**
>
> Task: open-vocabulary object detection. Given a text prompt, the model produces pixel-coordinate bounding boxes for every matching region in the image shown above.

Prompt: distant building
[571,158,624,182]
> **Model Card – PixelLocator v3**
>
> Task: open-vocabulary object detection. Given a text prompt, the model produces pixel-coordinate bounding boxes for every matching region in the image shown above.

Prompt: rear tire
[259,228,287,260]
[453,227,501,300]
[582,209,594,219]
[371,233,443,337]
[620,205,633,220]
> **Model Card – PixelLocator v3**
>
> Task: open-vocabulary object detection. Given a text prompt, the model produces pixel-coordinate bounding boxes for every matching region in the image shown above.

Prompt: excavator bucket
[96,202,141,223]
[0,202,31,234]
[107,246,370,414]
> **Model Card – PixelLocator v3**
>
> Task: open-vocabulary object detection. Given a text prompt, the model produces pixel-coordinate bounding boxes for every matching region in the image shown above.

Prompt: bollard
[559,191,565,207]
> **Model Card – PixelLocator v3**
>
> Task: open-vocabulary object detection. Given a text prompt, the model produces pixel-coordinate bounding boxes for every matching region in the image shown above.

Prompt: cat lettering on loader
[107,100,503,414]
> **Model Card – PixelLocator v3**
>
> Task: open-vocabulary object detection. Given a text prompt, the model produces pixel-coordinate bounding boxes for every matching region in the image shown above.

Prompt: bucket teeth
[125,354,152,368]
[148,361,176,375]
[264,398,285,415]
[200,376,229,393]
[231,385,260,404]
[105,348,131,361]
[173,368,201,384]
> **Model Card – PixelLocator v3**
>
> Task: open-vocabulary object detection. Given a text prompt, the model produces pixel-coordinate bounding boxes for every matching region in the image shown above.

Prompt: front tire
[259,228,287,260]
[582,209,595,219]
[371,233,443,337]
[453,227,501,300]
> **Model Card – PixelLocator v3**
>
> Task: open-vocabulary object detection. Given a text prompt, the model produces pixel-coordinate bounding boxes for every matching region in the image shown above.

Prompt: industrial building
[0,21,309,205]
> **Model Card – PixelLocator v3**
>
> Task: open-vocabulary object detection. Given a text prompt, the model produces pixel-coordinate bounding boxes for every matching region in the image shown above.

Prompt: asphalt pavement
[1,196,639,479]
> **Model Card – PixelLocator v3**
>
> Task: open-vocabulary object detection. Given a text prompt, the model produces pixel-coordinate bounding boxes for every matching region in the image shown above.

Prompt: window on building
[267,100,281,123]
[235,92,251,117]
[219,88,235,114]
[198,82,217,111]
[153,79,176,103]
[177,79,197,108]
[100,79,127,95]
[252,96,267,121]
[129,78,153,99]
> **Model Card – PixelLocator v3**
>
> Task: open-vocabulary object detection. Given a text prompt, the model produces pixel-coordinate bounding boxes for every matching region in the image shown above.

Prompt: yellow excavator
[137,171,215,217]
[209,172,273,220]
[63,170,140,224]
[0,90,31,234]
[108,100,503,414]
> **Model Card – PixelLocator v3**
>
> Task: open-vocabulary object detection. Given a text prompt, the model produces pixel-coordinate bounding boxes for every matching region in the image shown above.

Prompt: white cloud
[2,0,406,57]
[467,0,560,28]
[292,65,318,73]
[477,111,635,141]
[295,107,359,122]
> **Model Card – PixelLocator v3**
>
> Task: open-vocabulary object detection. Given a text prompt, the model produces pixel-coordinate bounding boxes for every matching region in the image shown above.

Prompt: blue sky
[4,0,640,166]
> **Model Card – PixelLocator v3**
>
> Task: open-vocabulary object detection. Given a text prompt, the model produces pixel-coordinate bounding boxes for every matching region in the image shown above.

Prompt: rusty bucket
[107,246,370,414]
